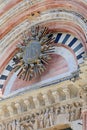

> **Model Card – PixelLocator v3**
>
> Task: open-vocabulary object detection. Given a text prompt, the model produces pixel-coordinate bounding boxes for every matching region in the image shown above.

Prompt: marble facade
[0,0,87,129]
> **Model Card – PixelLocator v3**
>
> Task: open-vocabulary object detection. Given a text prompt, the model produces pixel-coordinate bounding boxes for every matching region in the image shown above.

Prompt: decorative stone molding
[0,100,83,129]
[0,1,87,54]
[0,63,86,130]
[0,0,87,129]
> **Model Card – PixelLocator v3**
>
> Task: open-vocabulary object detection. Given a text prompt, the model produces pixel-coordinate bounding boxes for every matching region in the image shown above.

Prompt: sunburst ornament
[13,26,55,81]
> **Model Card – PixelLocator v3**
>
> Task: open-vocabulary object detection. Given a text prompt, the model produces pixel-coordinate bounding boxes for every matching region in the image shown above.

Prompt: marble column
[15,102,21,114]
[52,91,60,103]
[7,105,14,116]
[33,96,40,109]
[63,87,70,100]
[0,109,3,120]
[24,99,30,110]
[0,88,2,99]
[81,86,87,117]
[82,110,87,130]
[42,93,50,106]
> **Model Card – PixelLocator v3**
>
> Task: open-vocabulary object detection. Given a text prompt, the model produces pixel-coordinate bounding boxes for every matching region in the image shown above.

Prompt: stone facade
[0,0,87,130]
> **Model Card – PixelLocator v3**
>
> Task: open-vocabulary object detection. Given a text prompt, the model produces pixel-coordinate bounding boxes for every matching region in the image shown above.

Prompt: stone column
[82,110,87,130]
[52,91,60,103]
[42,93,50,106]
[7,105,14,116]
[82,86,87,108]
[86,112,87,130]
[0,108,6,119]
[24,99,30,110]
[33,96,40,109]
[0,88,2,99]
[83,92,87,106]
[15,102,21,114]
[0,108,3,120]
[63,87,70,100]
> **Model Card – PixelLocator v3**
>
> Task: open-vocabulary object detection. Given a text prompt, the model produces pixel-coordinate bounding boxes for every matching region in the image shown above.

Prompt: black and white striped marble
[55,33,85,64]
[0,60,13,89]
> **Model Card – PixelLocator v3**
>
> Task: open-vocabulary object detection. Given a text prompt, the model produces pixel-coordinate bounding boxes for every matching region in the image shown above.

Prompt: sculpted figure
[74,102,81,120]
[20,116,34,130]
[53,107,58,124]
[60,106,65,114]
[25,120,33,130]
[65,105,70,122]
[16,120,21,130]
[69,104,76,121]
[39,110,44,129]
[44,108,50,128]
[56,107,61,115]
[11,120,16,130]
[49,107,54,126]
[70,111,75,121]
[34,113,40,129]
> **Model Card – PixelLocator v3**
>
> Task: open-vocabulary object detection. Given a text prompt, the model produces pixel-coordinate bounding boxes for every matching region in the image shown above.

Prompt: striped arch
[0,44,78,91]
[55,33,85,64]
[0,32,85,90]
[2,45,79,96]
[0,32,86,94]
[54,46,78,73]
[0,60,13,89]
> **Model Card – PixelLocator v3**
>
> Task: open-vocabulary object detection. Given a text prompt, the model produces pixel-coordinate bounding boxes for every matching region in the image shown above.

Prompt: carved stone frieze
[0,101,83,130]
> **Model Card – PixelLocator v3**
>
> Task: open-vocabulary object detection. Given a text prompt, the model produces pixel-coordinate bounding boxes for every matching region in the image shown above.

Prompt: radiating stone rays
[12,25,55,81]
